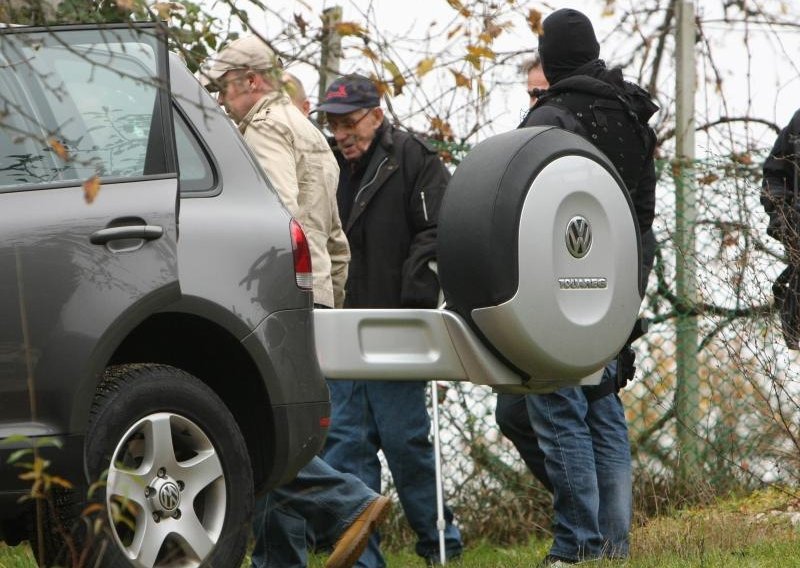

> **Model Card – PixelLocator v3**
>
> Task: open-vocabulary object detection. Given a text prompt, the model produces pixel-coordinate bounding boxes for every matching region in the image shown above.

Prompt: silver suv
[0,23,328,567]
[0,20,646,568]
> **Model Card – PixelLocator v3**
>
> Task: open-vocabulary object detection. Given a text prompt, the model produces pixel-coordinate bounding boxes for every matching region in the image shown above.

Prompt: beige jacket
[239,93,349,308]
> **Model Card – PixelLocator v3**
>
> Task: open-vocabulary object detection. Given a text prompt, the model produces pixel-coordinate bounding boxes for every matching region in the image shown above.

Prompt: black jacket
[761,109,800,245]
[334,120,449,308]
[762,109,800,349]
[520,60,658,236]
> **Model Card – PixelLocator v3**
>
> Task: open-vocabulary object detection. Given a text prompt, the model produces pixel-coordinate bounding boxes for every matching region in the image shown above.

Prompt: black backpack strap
[614,93,650,146]
[582,319,648,403]
[582,376,617,403]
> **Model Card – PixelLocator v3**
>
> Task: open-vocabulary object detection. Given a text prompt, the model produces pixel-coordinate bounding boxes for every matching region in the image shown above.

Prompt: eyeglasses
[528,87,546,99]
[326,109,373,133]
[208,70,250,96]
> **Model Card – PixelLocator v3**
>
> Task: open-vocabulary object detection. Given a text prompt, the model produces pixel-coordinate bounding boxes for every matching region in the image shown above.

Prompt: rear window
[0,27,170,189]
[175,109,216,193]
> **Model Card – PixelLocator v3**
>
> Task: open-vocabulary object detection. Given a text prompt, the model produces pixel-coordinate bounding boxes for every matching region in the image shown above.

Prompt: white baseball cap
[200,35,281,91]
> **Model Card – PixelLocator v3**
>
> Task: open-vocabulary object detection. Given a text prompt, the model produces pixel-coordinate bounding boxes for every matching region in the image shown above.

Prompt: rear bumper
[314,308,605,392]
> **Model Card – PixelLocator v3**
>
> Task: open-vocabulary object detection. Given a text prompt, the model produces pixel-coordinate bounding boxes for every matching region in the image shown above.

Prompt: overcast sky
[212,1,800,149]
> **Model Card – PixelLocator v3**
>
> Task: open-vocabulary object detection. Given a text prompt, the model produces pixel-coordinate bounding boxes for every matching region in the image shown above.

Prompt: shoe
[537,554,580,567]
[425,551,462,565]
[325,495,392,568]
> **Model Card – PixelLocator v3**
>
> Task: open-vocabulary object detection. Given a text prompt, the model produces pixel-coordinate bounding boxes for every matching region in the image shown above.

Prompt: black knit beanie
[538,8,600,84]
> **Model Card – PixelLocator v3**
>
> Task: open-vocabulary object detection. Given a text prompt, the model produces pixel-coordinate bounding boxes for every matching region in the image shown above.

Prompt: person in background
[282,71,312,117]
[316,73,464,567]
[202,36,390,568]
[761,108,800,349]
[523,54,549,107]
[512,9,659,566]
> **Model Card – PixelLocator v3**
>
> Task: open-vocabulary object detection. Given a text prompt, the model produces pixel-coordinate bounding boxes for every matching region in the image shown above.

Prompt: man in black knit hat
[495,8,659,567]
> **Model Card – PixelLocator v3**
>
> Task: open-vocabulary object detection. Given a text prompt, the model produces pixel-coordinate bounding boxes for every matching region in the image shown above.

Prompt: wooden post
[318,6,342,107]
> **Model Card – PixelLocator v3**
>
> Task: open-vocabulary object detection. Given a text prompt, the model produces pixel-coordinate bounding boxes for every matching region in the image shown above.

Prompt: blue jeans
[524,366,632,561]
[498,225,654,561]
[323,380,463,567]
[495,392,552,492]
[251,456,378,568]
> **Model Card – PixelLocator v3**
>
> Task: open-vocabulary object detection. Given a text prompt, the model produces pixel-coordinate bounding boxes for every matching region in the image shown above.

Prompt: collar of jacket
[375,118,395,152]
[237,91,285,134]
[343,119,400,231]
[538,61,659,123]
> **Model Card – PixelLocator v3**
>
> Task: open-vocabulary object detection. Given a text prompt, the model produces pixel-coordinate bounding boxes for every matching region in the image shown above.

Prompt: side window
[0,28,170,190]
[0,65,62,186]
[175,110,216,193]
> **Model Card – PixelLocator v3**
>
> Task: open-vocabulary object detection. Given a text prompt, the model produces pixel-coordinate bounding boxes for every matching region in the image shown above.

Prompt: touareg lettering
[558,277,608,290]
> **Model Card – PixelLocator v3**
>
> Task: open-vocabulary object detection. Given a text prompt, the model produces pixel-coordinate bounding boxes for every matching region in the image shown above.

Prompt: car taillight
[290,219,313,291]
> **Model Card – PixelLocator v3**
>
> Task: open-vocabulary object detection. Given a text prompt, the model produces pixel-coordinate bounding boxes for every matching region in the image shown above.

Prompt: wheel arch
[75,311,277,492]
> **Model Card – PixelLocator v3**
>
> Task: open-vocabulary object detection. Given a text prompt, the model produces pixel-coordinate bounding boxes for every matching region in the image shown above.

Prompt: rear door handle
[89,225,164,245]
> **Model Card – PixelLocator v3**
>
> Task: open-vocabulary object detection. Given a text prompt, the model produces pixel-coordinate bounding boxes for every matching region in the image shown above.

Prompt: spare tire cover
[438,126,642,382]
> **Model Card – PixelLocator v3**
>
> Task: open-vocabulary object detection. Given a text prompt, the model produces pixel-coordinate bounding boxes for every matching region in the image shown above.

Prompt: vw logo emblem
[159,482,180,511]
[565,216,592,258]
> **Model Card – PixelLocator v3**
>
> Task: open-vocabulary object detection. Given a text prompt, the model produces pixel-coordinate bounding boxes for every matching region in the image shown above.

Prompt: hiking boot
[425,551,462,565]
[537,554,581,567]
[325,495,392,568]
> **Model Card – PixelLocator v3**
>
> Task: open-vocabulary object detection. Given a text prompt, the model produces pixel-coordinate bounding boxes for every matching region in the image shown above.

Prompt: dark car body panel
[0,24,327,539]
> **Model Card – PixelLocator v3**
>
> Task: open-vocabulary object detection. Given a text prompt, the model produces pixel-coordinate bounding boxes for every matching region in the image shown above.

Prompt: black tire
[34,364,253,568]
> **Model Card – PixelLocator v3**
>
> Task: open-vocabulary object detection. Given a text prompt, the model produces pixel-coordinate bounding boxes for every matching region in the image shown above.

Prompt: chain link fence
[381,150,800,547]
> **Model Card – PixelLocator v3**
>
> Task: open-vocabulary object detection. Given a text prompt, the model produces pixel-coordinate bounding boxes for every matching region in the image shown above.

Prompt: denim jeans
[323,380,463,567]
[497,226,655,561]
[251,456,378,568]
[495,392,552,492]
[524,365,632,561]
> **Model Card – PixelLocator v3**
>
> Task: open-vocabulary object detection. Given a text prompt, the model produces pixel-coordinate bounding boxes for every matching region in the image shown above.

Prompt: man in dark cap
[496,8,659,566]
[316,74,464,567]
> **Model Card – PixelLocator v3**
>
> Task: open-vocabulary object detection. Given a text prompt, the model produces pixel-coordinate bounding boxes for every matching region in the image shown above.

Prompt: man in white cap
[202,35,348,309]
[202,36,390,568]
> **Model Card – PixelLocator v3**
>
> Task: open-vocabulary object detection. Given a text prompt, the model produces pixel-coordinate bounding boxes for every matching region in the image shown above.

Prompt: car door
[0,23,179,440]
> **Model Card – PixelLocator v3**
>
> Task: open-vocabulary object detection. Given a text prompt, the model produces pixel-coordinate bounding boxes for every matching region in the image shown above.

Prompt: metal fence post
[674,0,700,484]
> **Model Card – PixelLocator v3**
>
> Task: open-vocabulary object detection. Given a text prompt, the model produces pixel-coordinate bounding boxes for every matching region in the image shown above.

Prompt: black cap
[315,74,380,114]
[538,9,600,84]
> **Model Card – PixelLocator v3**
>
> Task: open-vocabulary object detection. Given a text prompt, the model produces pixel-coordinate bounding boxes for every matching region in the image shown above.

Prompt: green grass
[0,543,34,568]
[4,538,800,567]
[3,489,800,567]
